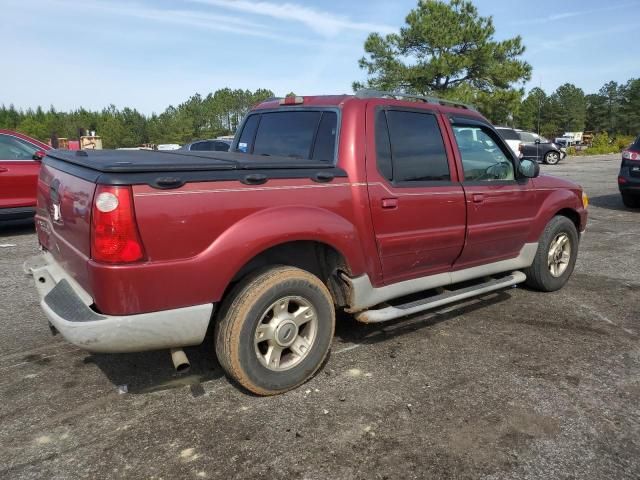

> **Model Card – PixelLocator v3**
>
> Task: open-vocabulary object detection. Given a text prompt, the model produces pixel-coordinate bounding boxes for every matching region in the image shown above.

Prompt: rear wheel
[622,193,640,208]
[524,216,579,292]
[215,266,335,395]
[544,151,561,165]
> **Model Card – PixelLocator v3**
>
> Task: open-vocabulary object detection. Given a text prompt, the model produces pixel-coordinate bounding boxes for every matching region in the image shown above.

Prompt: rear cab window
[235,110,338,162]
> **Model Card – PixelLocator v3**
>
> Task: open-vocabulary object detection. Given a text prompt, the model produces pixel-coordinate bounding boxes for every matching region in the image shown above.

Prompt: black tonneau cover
[46,149,335,173]
[44,149,347,189]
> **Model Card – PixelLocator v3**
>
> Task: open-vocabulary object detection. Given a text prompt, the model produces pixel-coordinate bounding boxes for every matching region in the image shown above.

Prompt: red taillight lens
[618,176,627,184]
[91,185,145,263]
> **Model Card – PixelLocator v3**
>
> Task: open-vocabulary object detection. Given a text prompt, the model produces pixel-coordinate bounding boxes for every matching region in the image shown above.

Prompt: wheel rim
[254,296,318,371]
[547,233,571,277]
[547,152,559,164]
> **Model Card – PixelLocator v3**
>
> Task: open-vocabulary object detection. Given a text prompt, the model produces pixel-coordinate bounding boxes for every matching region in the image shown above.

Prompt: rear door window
[496,128,520,141]
[375,109,450,183]
[236,110,337,161]
[519,132,537,143]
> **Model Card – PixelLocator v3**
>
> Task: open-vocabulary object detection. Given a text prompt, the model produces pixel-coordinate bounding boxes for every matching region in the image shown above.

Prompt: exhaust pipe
[170,348,190,374]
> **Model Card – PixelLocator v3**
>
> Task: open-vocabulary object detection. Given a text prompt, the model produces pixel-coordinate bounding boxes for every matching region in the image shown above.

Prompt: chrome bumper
[24,253,214,353]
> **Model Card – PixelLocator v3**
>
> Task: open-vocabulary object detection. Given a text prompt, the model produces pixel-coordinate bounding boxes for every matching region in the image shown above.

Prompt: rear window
[236,110,337,161]
[633,136,640,149]
[496,128,520,141]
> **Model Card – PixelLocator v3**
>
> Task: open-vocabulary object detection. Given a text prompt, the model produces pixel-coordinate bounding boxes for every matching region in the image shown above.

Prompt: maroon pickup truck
[25,91,588,395]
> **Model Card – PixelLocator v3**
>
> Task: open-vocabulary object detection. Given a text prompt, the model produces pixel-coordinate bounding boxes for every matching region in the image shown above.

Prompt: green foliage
[353,0,531,124]
[572,132,632,156]
[0,88,274,148]
[515,78,639,148]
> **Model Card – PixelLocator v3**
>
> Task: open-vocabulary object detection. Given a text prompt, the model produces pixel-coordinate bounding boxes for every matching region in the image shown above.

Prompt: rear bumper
[24,253,214,353]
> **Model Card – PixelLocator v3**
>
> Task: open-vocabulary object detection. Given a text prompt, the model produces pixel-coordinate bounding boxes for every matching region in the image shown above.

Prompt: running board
[355,271,527,324]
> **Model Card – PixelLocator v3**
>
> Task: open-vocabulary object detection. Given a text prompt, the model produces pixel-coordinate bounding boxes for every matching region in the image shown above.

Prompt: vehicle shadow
[334,290,512,346]
[0,219,35,237]
[87,333,225,395]
[589,193,634,212]
[88,291,513,395]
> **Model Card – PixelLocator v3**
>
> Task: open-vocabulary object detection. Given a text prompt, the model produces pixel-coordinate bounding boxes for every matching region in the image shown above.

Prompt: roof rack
[354,89,477,112]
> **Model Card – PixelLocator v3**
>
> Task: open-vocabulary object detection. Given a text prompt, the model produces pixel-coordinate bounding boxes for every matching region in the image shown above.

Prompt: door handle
[472,193,484,203]
[381,198,398,209]
[0,167,7,173]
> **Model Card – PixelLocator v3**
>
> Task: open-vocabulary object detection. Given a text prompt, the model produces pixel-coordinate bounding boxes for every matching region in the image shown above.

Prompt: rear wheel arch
[226,240,352,308]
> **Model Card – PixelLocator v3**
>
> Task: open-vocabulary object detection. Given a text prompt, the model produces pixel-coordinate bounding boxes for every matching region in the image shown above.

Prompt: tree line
[514,79,640,139]
[0,88,274,149]
[355,0,639,141]
[3,0,639,149]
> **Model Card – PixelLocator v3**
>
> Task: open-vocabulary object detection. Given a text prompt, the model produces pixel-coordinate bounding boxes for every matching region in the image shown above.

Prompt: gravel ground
[0,154,638,479]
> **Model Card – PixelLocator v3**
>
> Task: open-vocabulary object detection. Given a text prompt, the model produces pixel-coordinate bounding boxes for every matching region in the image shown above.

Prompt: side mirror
[33,150,46,161]
[535,139,541,145]
[518,158,539,178]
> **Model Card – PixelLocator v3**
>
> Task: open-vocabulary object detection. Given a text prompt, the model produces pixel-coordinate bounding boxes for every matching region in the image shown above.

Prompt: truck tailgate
[35,163,96,293]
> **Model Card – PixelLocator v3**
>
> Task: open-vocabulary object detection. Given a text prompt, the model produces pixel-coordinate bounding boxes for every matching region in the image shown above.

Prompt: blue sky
[2,0,639,114]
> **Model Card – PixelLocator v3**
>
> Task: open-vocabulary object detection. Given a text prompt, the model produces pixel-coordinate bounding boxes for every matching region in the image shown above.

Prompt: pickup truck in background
[25,91,588,395]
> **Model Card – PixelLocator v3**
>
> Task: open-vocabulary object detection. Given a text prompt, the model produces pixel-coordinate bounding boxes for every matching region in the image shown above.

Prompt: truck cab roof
[254,91,487,121]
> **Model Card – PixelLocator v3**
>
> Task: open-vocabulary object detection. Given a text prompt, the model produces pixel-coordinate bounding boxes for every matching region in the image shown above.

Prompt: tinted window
[237,110,338,161]
[213,141,230,152]
[375,110,393,180]
[190,141,213,151]
[519,132,537,143]
[453,125,515,181]
[496,128,520,140]
[633,136,640,149]
[311,112,337,161]
[385,110,450,182]
[0,134,37,160]
[253,111,320,158]
[237,115,259,153]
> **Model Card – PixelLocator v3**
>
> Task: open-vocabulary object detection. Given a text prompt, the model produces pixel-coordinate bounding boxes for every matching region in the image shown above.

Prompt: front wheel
[524,216,579,292]
[215,266,335,395]
[544,151,561,165]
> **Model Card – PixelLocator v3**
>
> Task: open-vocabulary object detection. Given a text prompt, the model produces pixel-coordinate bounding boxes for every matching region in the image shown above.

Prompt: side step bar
[355,271,526,324]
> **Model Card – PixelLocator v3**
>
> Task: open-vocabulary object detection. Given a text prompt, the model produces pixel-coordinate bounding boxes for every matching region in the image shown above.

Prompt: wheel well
[229,241,352,307]
[556,208,580,231]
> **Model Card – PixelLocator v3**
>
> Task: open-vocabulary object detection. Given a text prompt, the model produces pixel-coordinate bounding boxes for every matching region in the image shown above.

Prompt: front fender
[527,187,586,243]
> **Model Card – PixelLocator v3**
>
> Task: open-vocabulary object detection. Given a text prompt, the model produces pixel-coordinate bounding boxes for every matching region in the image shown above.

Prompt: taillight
[91,185,145,263]
[622,150,639,161]
[618,176,627,184]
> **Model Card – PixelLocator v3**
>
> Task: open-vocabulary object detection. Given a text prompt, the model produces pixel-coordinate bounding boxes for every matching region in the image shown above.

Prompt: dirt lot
[1,154,638,480]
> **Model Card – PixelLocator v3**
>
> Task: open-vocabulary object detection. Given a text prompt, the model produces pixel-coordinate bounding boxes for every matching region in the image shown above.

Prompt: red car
[25,92,588,395]
[0,130,50,220]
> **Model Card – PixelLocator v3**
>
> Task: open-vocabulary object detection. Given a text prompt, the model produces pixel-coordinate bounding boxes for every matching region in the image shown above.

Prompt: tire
[215,266,335,395]
[544,151,561,165]
[622,193,640,208]
[524,216,579,292]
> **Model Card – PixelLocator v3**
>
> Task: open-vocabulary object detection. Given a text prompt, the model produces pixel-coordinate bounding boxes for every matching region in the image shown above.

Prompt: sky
[1,0,639,114]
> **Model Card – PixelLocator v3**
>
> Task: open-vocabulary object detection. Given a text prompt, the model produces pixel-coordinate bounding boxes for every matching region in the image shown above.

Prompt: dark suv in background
[496,127,566,165]
[619,135,640,208]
